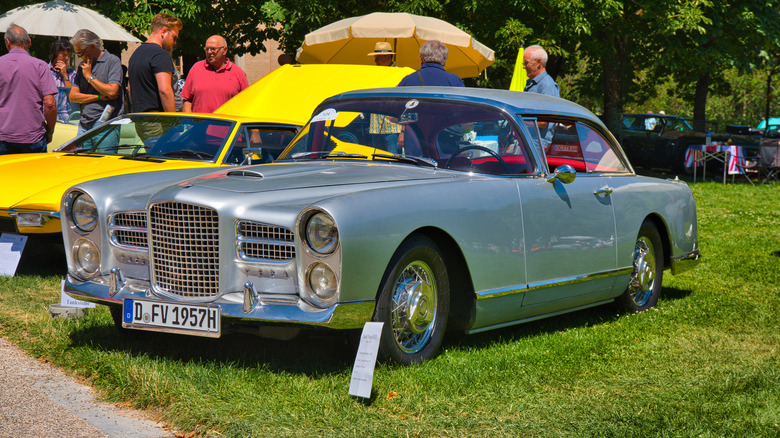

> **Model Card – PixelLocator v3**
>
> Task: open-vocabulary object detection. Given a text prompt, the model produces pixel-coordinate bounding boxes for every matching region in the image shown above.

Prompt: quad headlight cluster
[64,191,101,278]
[299,210,340,307]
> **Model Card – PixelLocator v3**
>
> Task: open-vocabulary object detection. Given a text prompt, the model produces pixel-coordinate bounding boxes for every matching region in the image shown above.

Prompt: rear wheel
[618,221,664,312]
[373,235,450,365]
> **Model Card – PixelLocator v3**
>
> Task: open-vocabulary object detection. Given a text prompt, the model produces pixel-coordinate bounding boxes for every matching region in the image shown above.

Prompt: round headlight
[72,193,98,232]
[73,238,100,276]
[307,262,338,303]
[305,212,338,254]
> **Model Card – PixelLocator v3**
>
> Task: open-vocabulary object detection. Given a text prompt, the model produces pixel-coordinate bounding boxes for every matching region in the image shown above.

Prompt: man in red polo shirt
[181,35,248,113]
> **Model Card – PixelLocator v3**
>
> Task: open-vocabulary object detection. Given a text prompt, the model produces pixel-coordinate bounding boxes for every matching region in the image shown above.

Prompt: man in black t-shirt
[128,13,182,113]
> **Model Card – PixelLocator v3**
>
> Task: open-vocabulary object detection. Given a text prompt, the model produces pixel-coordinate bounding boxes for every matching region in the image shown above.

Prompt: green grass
[1,182,779,437]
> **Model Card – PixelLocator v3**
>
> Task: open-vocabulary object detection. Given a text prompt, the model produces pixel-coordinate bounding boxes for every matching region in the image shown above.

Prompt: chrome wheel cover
[390,260,438,353]
[628,236,656,307]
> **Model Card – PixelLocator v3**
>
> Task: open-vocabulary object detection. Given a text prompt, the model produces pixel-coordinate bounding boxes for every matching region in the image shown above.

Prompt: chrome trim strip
[9,209,60,218]
[475,267,633,300]
[670,248,702,275]
[468,299,615,334]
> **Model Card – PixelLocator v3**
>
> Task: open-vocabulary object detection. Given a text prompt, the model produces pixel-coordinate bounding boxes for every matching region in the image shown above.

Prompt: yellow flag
[509,47,527,92]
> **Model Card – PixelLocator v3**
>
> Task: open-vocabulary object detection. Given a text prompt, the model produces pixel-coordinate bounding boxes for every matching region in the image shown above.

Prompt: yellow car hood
[215,64,414,123]
[0,153,220,212]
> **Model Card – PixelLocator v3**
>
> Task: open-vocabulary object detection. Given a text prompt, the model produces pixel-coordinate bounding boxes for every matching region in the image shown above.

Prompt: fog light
[306,262,338,304]
[73,238,100,277]
[15,213,44,227]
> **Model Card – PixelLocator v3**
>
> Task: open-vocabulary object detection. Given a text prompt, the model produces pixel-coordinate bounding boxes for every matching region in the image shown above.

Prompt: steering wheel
[445,145,510,174]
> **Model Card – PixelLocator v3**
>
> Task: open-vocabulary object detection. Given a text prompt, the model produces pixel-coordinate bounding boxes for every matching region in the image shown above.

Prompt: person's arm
[155,71,175,112]
[43,94,57,143]
[182,100,193,112]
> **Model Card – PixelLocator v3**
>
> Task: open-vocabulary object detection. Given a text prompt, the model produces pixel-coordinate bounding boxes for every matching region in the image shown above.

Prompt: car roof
[324,87,603,125]
[213,64,415,124]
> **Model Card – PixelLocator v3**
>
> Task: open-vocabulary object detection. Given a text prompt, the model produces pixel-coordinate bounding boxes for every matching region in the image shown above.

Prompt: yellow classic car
[0,64,413,237]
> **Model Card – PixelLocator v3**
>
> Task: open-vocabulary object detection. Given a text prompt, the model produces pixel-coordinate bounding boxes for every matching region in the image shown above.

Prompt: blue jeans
[0,138,47,154]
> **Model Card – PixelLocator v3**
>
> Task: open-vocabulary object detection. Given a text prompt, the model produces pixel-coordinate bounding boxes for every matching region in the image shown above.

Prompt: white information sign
[60,280,95,308]
[348,322,384,399]
[0,233,27,277]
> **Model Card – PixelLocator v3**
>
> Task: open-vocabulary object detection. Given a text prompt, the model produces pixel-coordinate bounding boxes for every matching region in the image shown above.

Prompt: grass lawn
[1,181,778,437]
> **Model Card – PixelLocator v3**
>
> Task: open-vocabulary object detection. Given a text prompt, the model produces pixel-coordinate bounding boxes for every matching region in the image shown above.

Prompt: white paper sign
[60,280,96,308]
[0,233,27,277]
[348,322,384,398]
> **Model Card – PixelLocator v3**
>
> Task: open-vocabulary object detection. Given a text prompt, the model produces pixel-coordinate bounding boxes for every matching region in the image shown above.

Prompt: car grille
[236,221,295,262]
[0,217,17,234]
[109,212,148,249]
[149,202,219,298]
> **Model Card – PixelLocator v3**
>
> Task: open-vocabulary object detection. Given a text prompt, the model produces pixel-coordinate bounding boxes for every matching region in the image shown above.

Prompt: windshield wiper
[121,152,165,162]
[290,151,368,160]
[372,153,438,168]
[161,149,214,160]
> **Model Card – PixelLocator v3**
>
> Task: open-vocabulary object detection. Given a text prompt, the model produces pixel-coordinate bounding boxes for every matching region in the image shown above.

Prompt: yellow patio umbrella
[295,12,495,79]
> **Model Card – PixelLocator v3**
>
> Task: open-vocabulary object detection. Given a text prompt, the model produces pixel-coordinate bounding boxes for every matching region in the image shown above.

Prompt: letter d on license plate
[123,298,221,338]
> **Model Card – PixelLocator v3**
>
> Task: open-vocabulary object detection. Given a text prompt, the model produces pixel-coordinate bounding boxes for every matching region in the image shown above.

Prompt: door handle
[594,186,613,197]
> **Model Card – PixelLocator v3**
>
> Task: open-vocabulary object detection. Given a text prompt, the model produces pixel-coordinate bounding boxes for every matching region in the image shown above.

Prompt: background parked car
[618,113,759,173]
[61,87,700,365]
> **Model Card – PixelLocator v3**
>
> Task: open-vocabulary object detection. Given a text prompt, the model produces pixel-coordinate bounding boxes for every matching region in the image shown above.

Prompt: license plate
[123,298,221,337]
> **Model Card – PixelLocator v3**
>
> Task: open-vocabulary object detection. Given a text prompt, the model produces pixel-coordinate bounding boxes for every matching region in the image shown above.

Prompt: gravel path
[0,337,172,438]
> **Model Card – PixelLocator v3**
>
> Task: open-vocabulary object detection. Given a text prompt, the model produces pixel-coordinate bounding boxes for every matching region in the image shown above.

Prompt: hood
[0,152,218,212]
[148,161,456,209]
[184,161,453,194]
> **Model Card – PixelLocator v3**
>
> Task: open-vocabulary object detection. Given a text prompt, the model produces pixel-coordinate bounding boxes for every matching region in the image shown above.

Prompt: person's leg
[27,138,47,153]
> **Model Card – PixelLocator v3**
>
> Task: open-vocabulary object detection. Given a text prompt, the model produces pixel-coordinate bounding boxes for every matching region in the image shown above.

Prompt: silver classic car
[62,88,700,364]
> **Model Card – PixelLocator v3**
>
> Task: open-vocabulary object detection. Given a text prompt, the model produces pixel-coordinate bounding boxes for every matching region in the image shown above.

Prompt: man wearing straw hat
[368,41,396,67]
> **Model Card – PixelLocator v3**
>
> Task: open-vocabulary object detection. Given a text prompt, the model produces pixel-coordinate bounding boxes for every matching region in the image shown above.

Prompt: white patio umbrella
[295,12,494,79]
[0,0,140,42]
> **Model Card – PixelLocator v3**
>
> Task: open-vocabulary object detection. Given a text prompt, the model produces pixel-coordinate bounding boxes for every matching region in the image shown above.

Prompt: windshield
[278,98,536,175]
[55,115,235,162]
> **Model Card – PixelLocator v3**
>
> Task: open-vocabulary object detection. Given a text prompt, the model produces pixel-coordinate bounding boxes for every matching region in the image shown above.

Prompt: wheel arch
[642,213,671,271]
[373,226,476,333]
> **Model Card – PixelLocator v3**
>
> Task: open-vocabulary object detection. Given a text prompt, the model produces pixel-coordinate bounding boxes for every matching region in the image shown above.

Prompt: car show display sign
[349,322,384,398]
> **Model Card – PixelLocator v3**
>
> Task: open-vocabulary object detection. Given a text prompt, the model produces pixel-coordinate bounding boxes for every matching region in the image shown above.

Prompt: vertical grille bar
[149,202,219,298]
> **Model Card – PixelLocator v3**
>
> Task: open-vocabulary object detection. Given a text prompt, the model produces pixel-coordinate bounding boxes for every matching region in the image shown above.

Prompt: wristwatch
[87,76,95,83]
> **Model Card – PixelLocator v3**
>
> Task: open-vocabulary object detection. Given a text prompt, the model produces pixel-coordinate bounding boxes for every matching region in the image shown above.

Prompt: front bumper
[64,273,374,330]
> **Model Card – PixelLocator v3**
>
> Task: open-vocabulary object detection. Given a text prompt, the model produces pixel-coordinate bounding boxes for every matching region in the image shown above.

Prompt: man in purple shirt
[0,24,57,154]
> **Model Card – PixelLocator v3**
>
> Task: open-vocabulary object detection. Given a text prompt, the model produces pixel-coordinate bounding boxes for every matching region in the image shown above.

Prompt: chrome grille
[150,202,219,298]
[237,221,295,262]
[109,212,148,249]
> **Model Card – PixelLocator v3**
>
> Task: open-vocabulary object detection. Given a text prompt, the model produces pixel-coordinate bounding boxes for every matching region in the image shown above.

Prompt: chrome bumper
[64,274,374,329]
[670,247,702,275]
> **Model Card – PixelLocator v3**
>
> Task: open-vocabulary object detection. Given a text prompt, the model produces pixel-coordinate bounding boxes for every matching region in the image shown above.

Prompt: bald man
[181,35,248,113]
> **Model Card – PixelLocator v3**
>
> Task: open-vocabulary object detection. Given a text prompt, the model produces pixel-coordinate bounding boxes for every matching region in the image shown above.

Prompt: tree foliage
[3,0,780,132]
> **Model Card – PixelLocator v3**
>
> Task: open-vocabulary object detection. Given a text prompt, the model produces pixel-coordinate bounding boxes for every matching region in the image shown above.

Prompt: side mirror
[241,147,263,165]
[547,164,577,184]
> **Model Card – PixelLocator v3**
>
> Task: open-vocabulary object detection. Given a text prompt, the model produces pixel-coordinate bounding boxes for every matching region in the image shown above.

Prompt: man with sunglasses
[69,29,124,135]
[128,13,183,113]
[181,35,248,113]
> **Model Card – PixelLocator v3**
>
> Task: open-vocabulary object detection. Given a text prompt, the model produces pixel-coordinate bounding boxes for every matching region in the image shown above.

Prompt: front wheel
[373,235,450,365]
[618,221,664,312]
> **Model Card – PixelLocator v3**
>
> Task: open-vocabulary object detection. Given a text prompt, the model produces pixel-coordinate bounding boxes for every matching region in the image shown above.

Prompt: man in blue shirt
[398,40,464,87]
[523,45,559,97]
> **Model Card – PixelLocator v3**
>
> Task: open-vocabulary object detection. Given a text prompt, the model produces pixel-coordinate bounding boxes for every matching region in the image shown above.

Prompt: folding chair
[757,143,780,187]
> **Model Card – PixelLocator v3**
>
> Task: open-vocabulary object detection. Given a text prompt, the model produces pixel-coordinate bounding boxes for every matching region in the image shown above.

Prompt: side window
[575,123,628,173]
[539,118,629,173]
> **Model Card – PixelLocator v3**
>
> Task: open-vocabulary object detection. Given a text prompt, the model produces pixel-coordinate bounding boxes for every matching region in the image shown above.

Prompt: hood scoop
[226,169,264,179]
